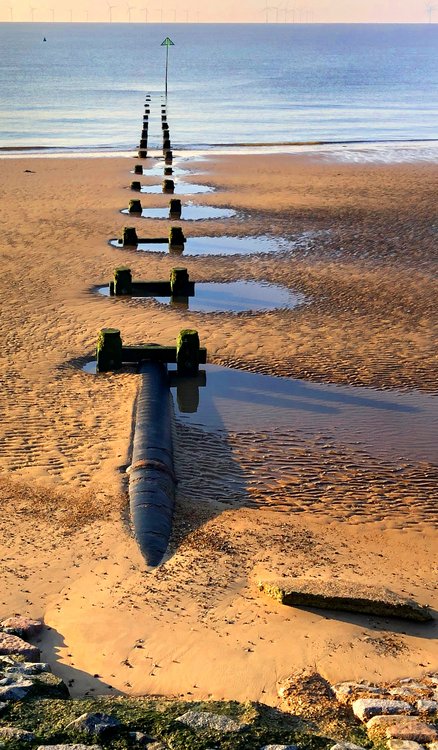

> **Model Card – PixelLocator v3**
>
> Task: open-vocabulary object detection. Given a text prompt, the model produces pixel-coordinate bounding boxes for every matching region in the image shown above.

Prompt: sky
[1,0,436,24]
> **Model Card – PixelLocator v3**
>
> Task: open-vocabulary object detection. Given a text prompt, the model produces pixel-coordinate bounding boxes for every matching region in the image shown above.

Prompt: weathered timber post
[129,199,142,213]
[138,149,147,158]
[134,164,143,174]
[164,166,173,175]
[130,180,141,191]
[162,178,175,194]
[162,121,169,130]
[169,226,185,249]
[163,138,171,152]
[96,328,123,372]
[176,329,200,376]
[114,266,132,295]
[170,267,189,295]
[169,198,182,217]
[140,138,148,149]
[164,150,173,164]
[141,129,148,139]
[120,226,138,246]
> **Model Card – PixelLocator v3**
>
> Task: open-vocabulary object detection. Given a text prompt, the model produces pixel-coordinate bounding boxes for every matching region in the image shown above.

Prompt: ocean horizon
[0,23,437,156]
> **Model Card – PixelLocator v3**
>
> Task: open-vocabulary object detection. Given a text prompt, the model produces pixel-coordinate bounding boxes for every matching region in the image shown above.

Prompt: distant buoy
[43,37,47,41]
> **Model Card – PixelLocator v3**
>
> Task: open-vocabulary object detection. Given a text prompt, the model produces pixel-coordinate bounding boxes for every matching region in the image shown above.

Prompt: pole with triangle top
[161,36,175,99]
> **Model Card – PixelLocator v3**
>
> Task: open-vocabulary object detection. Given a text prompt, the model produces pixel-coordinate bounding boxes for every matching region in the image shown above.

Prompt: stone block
[366,715,438,743]
[0,616,42,638]
[0,633,40,662]
[353,698,411,722]
[176,710,241,733]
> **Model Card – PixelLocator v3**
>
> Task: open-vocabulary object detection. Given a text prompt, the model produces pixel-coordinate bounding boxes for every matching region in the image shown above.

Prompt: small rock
[332,681,384,704]
[416,700,438,714]
[330,744,367,750]
[0,679,34,701]
[352,698,411,722]
[176,710,241,733]
[37,746,103,750]
[261,745,298,750]
[0,633,40,662]
[387,741,425,750]
[0,727,35,742]
[366,715,438,743]
[65,712,121,737]
[146,743,168,750]
[1,616,43,638]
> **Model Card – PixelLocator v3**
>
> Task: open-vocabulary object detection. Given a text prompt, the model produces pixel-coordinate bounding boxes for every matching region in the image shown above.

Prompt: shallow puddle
[121,203,236,221]
[110,235,290,256]
[139,182,213,195]
[95,280,306,313]
[131,165,189,177]
[172,364,438,464]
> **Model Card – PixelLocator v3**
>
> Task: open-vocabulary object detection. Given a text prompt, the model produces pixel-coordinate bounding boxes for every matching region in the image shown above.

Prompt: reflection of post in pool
[169,370,207,413]
[169,226,186,251]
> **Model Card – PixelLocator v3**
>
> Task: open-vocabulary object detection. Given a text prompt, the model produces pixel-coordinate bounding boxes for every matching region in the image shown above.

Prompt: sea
[0,23,437,160]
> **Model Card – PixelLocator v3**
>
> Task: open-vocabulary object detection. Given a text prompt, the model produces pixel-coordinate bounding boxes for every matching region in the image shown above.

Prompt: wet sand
[0,152,437,703]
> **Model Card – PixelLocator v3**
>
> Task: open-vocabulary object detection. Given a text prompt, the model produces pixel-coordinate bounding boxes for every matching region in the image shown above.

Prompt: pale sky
[1,0,436,24]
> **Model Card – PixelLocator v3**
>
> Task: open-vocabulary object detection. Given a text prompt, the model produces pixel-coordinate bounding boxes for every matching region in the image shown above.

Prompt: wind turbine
[126,4,135,21]
[107,2,117,22]
[7,5,13,20]
[170,7,177,21]
[262,6,271,22]
[69,8,73,21]
[29,6,37,21]
[49,7,54,20]
[426,2,437,21]
[155,7,163,22]
[183,8,189,21]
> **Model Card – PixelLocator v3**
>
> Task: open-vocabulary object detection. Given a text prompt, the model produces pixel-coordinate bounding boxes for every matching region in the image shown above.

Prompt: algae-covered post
[169,226,185,249]
[130,181,141,191]
[170,267,189,295]
[165,150,173,164]
[162,179,175,194]
[169,198,182,217]
[120,226,139,246]
[129,199,142,214]
[134,164,143,175]
[113,266,132,295]
[177,329,201,376]
[96,328,123,372]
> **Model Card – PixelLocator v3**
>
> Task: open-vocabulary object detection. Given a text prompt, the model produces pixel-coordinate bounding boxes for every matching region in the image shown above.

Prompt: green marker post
[161,36,175,99]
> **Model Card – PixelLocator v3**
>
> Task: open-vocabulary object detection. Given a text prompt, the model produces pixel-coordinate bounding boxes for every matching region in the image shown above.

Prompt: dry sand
[0,152,437,704]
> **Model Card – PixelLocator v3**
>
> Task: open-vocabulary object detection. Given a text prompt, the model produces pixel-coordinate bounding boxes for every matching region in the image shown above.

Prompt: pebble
[352,698,411,721]
[36,746,103,750]
[261,745,298,750]
[329,744,367,750]
[176,710,242,733]
[387,741,425,750]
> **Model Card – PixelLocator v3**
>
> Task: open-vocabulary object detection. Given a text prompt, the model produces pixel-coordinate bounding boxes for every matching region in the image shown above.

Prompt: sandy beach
[0,151,437,704]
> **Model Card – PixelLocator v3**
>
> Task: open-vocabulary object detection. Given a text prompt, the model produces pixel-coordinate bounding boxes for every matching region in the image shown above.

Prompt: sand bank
[0,153,436,704]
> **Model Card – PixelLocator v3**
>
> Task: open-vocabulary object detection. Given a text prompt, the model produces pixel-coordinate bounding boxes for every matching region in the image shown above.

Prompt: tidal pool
[172,364,438,464]
[139,182,213,195]
[95,280,307,313]
[109,235,290,256]
[121,203,236,221]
